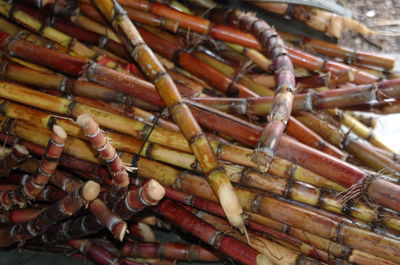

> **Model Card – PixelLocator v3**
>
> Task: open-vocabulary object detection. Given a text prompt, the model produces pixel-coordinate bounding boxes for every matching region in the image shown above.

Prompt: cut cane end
[76,113,92,128]
[142,179,165,205]
[81,181,101,201]
[52,125,68,142]
[251,148,273,173]
[14,144,29,156]
[218,183,244,230]
[138,222,156,242]
[113,222,128,241]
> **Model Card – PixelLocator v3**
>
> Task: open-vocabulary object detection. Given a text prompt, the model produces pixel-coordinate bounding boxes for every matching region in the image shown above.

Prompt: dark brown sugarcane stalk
[0,207,42,224]
[213,10,297,172]
[157,200,273,265]
[0,180,100,246]
[67,239,143,265]
[92,0,245,232]
[0,144,29,177]
[112,180,165,220]
[121,241,220,262]
[76,113,130,203]
[0,125,67,209]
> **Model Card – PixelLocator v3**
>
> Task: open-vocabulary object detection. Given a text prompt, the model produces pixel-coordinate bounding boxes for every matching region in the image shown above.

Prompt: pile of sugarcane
[0,0,400,264]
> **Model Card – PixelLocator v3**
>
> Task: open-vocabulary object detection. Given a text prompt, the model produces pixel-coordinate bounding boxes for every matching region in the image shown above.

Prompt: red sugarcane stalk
[0,207,43,224]
[68,239,144,265]
[42,179,165,243]
[121,241,220,262]
[0,180,100,246]
[157,199,273,265]
[0,125,67,209]
[0,144,29,177]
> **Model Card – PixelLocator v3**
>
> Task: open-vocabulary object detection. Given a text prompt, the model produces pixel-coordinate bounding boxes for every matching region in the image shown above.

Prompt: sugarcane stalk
[92,0,245,232]
[192,79,400,116]
[296,110,400,175]
[35,184,67,203]
[300,37,395,70]
[157,171,400,262]
[157,200,273,265]
[128,222,156,242]
[0,32,347,160]
[2,80,398,216]
[346,112,378,128]
[0,96,345,193]
[0,125,67,209]
[0,180,100,246]
[189,206,331,265]
[121,241,219,262]
[191,47,344,159]
[294,71,355,90]
[76,114,130,190]
[0,144,29,177]
[165,187,397,265]
[0,207,42,224]
[249,2,392,40]
[112,0,378,84]
[0,32,198,107]
[206,10,297,172]
[112,180,165,220]
[0,1,97,57]
[328,109,397,154]
[68,239,141,265]
[136,27,345,159]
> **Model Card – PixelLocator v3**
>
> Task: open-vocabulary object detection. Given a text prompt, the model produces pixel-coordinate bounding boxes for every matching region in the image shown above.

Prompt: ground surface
[339,0,400,53]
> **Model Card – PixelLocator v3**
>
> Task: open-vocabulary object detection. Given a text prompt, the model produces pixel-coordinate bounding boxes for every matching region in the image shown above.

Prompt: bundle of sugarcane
[0,0,399,265]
